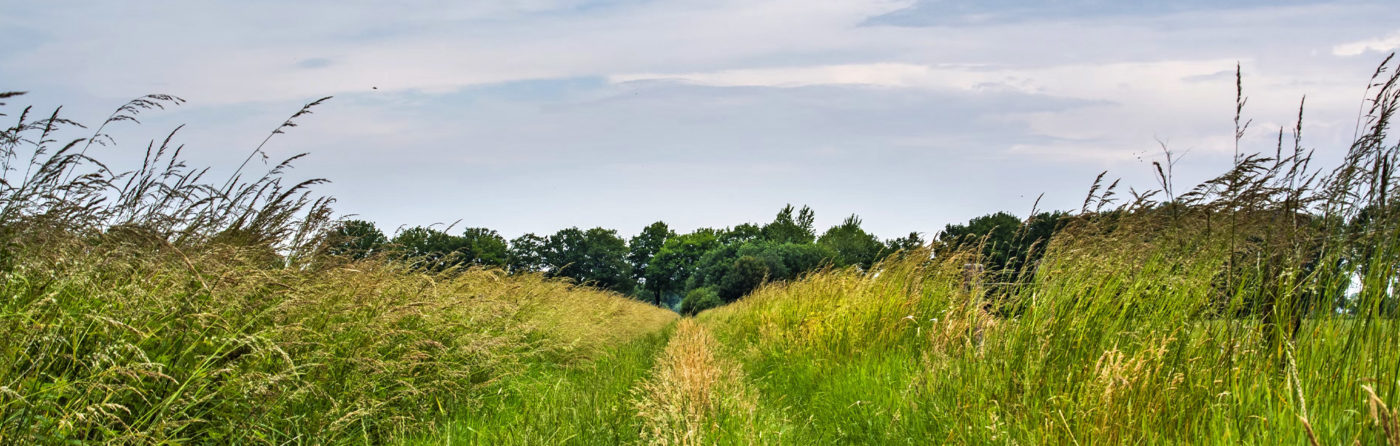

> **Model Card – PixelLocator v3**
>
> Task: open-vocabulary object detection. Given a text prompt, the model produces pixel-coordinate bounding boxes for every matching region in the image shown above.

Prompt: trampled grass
[631,319,786,445]
[402,324,674,445]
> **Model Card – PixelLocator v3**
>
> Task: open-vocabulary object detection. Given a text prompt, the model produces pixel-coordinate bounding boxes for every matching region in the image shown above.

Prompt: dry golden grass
[632,319,764,445]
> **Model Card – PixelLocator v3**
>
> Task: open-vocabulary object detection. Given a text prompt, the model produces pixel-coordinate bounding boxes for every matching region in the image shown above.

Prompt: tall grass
[0,92,677,443]
[7,53,1400,444]
[696,57,1400,444]
[0,92,334,265]
[403,325,675,445]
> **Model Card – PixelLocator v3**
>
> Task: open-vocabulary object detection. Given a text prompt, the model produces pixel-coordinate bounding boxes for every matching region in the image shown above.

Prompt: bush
[679,287,723,316]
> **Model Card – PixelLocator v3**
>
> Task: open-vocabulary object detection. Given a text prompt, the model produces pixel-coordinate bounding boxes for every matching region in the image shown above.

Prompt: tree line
[325,205,1069,314]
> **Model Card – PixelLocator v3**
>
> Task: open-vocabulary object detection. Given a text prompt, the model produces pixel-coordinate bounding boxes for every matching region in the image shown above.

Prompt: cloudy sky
[4,0,1399,240]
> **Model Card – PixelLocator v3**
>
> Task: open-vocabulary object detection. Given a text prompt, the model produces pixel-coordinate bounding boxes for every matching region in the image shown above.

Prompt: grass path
[411,318,794,445]
[631,319,783,445]
[403,326,674,445]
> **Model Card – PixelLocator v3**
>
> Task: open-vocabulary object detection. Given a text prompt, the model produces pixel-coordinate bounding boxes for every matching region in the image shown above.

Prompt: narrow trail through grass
[632,319,784,445]
[415,318,790,445]
[405,324,675,445]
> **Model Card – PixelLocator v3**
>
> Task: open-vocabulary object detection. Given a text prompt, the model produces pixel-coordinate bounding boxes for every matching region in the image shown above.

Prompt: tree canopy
[936,211,1068,280]
[328,204,1069,313]
[325,219,387,260]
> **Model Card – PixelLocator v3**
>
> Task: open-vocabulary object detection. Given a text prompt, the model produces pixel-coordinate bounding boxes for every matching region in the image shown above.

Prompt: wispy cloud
[1333,30,1400,56]
[2,0,1397,238]
[610,60,1243,98]
[866,0,1332,27]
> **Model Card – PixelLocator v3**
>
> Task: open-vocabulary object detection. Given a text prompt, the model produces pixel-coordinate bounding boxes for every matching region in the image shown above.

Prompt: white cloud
[608,59,1327,162]
[2,0,913,104]
[3,0,1398,236]
[1333,30,1400,56]
[612,63,936,89]
[610,60,1243,98]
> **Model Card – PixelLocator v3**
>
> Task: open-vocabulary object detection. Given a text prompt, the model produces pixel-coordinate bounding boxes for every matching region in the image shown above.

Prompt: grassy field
[403,324,674,445]
[696,245,1399,444]
[8,224,1394,444]
[0,244,676,443]
[5,62,1400,444]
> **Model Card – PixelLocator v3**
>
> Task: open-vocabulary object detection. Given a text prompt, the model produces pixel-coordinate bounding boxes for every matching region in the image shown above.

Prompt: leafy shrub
[679,287,722,316]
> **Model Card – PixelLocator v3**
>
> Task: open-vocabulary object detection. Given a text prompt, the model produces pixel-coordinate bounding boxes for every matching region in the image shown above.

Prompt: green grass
[404,324,673,445]
[692,238,1399,444]
[673,58,1400,444]
[6,53,1400,446]
[0,246,677,443]
[1,91,683,444]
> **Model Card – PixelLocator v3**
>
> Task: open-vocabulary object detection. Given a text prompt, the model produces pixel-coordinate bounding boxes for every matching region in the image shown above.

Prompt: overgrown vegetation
[694,59,1400,443]
[328,205,927,310]
[402,326,675,445]
[6,53,1400,444]
[0,93,675,443]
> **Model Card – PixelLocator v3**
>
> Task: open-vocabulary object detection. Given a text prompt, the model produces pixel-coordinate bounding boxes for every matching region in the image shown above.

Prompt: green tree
[325,219,386,259]
[390,226,468,270]
[679,287,722,316]
[508,233,548,273]
[881,231,925,260]
[762,204,816,244]
[1017,211,1069,270]
[938,212,1020,271]
[718,255,769,301]
[719,223,763,245]
[688,240,835,301]
[628,221,674,300]
[543,227,634,294]
[688,242,744,292]
[769,242,834,280]
[460,227,509,267]
[645,229,720,306]
[818,214,884,268]
[938,211,1068,280]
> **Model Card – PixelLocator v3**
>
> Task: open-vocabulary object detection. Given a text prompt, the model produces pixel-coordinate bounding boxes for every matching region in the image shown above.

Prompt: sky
[3,0,1400,240]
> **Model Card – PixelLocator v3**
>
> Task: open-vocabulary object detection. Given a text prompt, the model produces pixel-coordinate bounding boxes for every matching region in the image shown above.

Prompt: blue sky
[3,0,1400,239]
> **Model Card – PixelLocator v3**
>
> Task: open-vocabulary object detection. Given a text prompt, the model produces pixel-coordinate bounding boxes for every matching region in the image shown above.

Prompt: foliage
[0,91,677,443]
[679,287,723,316]
[385,226,508,270]
[325,219,387,259]
[541,227,635,294]
[687,57,1400,444]
[718,223,763,245]
[761,204,816,244]
[460,227,510,267]
[689,241,834,301]
[628,221,674,304]
[507,232,547,273]
[720,255,770,301]
[937,211,1020,269]
[817,214,884,268]
[645,229,721,305]
[881,231,926,259]
[306,202,919,309]
[937,210,1068,281]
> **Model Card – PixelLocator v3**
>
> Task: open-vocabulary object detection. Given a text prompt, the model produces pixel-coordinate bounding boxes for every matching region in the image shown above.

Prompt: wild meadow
[684,62,1400,444]
[3,56,1400,444]
[0,91,676,443]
